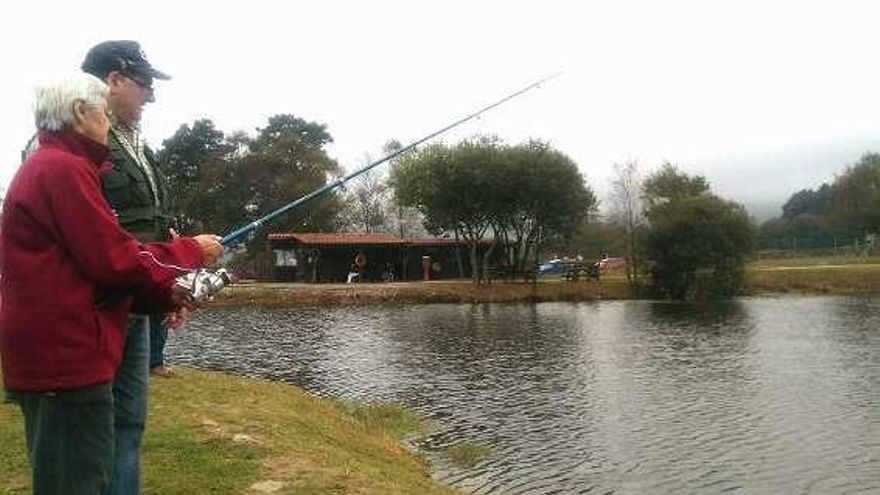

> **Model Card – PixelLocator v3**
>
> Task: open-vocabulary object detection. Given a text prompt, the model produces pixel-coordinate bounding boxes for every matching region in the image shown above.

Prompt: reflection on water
[169,296,879,494]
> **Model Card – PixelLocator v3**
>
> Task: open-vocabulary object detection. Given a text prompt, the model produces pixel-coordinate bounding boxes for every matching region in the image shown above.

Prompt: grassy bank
[1,369,459,495]
[746,256,880,294]
[210,277,634,307]
[210,257,880,308]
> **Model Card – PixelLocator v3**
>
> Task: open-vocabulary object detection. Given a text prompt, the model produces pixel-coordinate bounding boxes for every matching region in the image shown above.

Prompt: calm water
[168,296,879,494]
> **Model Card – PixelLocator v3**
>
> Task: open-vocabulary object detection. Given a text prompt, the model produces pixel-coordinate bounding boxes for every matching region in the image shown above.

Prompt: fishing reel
[175,268,234,302]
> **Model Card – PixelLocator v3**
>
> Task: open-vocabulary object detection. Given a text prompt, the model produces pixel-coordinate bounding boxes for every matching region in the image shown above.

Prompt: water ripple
[168,297,880,494]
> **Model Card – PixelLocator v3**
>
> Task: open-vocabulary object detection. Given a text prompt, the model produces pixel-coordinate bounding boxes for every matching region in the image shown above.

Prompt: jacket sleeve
[39,154,205,289]
[130,284,178,314]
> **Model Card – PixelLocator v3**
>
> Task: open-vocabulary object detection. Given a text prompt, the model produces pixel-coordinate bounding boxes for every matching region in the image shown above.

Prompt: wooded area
[151,113,880,299]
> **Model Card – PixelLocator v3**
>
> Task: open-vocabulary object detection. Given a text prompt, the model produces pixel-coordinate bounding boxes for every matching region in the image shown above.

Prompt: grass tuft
[442,441,494,468]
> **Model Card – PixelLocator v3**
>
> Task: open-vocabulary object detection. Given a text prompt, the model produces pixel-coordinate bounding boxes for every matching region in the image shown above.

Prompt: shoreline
[209,262,880,307]
[208,278,634,307]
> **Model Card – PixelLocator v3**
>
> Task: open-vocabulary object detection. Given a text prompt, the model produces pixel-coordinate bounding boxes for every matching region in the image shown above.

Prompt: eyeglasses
[125,74,154,92]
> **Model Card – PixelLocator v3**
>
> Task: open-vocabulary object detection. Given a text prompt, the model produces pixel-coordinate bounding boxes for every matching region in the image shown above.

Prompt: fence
[757,235,877,258]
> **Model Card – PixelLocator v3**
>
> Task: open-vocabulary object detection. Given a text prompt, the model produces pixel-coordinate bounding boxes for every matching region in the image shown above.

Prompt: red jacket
[0,130,204,391]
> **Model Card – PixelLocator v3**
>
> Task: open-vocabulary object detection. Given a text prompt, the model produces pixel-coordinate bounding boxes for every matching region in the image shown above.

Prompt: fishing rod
[180,72,561,301]
[220,72,562,247]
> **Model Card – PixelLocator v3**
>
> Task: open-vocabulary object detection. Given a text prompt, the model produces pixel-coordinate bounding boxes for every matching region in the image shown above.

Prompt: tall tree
[384,139,426,238]
[643,165,755,299]
[234,114,342,235]
[156,119,232,233]
[159,114,343,244]
[830,153,880,235]
[337,157,391,233]
[609,160,643,291]
[392,137,594,284]
[642,161,710,210]
[495,140,596,274]
[781,184,833,220]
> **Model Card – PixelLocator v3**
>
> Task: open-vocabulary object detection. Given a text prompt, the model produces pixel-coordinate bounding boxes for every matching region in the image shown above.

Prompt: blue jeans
[7,383,114,495]
[106,314,149,495]
[148,315,168,369]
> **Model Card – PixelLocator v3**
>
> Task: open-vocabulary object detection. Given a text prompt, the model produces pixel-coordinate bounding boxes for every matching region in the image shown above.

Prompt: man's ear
[106,71,125,88]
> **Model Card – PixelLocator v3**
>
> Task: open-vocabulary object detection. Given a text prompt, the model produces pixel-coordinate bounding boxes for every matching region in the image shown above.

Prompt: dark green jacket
[101,132,172,242]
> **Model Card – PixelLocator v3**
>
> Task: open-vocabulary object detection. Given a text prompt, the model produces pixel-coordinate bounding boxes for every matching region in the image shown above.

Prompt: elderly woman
[0,73,223,495]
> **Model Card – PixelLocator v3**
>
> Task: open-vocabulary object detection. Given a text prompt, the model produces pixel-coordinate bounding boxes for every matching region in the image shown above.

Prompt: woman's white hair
[33,73,108,131]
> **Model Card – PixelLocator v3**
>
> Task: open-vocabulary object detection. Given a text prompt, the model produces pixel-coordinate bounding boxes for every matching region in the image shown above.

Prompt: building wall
[269,239,483,282]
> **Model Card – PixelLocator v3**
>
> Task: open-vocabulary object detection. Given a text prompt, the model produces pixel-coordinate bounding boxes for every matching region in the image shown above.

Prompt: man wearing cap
[80,40,180,495]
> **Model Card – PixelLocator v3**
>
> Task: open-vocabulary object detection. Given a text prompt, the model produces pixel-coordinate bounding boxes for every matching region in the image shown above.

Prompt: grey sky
[3,1,879,221]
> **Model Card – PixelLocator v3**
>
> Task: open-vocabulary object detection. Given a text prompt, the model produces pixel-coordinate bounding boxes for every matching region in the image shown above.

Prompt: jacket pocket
[101,168,151,210]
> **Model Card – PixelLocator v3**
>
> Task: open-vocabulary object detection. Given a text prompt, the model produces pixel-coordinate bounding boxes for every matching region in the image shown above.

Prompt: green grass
[751,254,880,268]
[1,369,460,495]
[335,401,424,439]
[442,441,494,468]
[746,256,880,294]
[0,393,28,494]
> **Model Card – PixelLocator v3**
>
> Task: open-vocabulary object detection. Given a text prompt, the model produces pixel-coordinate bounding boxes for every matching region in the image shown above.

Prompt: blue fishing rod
[220,72,561,247]
[179,72,561,301]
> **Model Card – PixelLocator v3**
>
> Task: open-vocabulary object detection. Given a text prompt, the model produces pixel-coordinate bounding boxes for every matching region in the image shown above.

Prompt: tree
[642,161,710,209]
[643,165,755,299]
[781,184,833,220]
[393,139,498,283]
[609,160,643,291]
[384,139,426,238]
[830,153,880,235]
[156,114,343,256]
[337,158,392,233]
[156,119,232,233]
[495,140,596,274]
[392,137,594,284]
[222,115,342,235]
[559,216,627,261]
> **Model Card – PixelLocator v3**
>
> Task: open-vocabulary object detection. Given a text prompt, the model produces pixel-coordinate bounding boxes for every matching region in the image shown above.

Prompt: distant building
[267,232,480,282]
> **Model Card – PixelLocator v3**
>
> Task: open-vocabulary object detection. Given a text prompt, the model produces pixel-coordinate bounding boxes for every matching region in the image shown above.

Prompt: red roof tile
[405,237,466,246]
[267,232,472,247]
[267,232,406,246]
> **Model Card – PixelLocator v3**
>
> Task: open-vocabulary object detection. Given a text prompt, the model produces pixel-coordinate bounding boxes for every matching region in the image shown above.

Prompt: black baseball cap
[81,40,171,84]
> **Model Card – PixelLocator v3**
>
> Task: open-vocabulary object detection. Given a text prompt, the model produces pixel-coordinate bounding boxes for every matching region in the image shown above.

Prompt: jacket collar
[38,129,112,169]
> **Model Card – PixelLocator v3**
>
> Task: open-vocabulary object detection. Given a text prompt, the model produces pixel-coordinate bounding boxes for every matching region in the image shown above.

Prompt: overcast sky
[3,0,880,220]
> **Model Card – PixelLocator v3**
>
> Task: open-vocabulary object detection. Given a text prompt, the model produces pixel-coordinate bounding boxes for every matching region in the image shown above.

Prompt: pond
[168,296,879,494]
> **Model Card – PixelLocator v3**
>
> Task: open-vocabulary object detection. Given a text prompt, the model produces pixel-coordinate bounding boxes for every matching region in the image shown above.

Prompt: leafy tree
[156,114,342,254]
[643,165,755,299]
[211,115,342,237]
[830,153,880,235]
[495,140,596,274]
[156,119,232,233]
[781,184,833,220]
[393,139,497,283]
[392,137,594,284]
[642,161,710,210]
[384,139,426,238]
[559,216,623,256]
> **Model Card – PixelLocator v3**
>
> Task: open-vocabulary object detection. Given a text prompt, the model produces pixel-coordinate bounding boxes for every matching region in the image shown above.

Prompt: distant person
[347,263,360,284]
[383,262,395,282]
[0,72,223,495]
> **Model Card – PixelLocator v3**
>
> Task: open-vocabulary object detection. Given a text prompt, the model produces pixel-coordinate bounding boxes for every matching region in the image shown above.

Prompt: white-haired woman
[0,73,222,495]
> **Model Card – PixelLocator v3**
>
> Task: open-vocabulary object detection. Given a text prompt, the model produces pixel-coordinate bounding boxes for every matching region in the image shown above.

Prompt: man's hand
[164,306,189,330]
[193,234,224,265]
[170,284,198,310]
